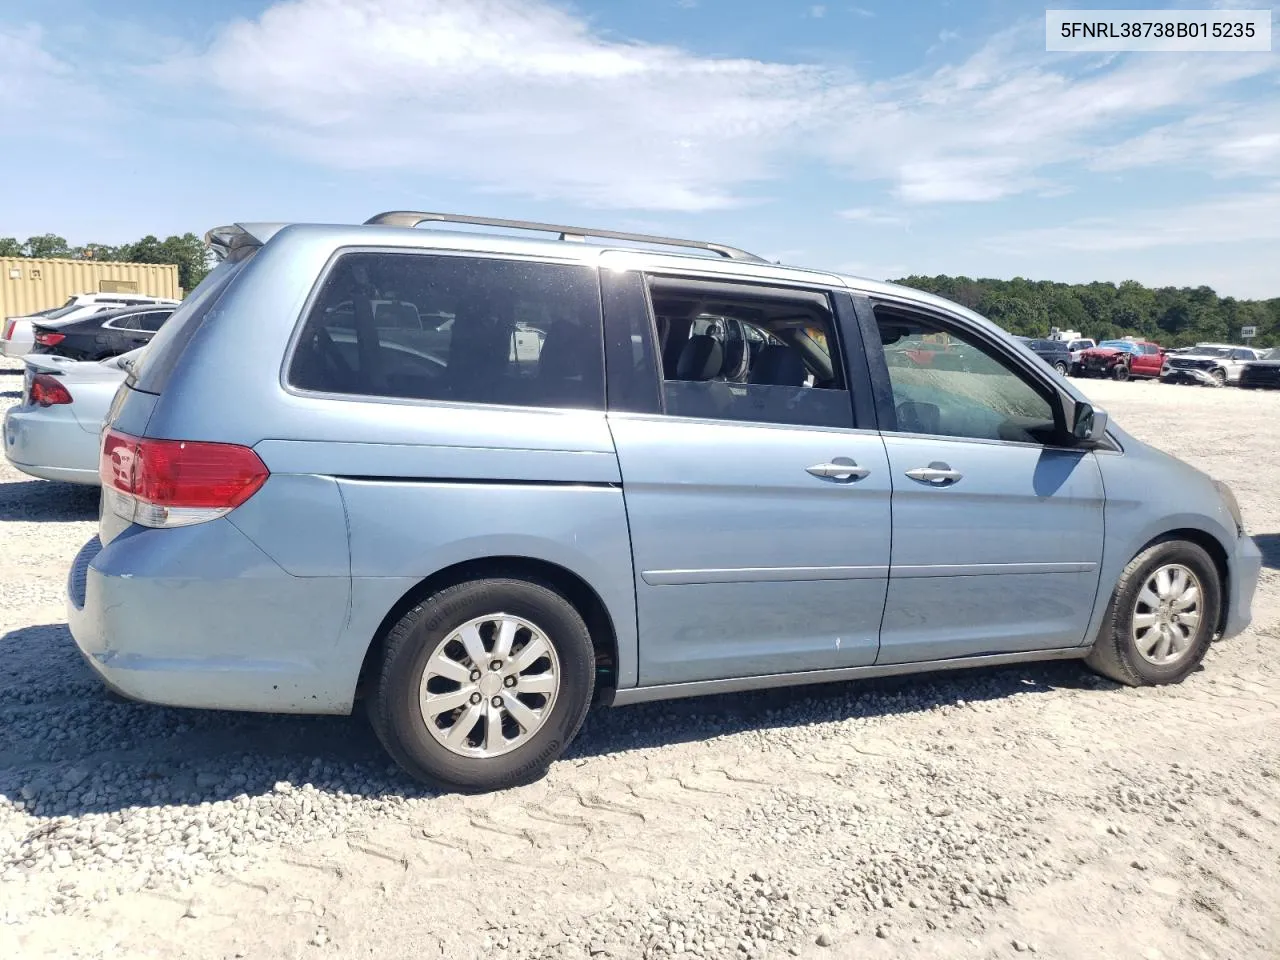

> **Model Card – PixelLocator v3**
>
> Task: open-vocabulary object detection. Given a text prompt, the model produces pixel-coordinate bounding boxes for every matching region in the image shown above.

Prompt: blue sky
[2,0,1278,297]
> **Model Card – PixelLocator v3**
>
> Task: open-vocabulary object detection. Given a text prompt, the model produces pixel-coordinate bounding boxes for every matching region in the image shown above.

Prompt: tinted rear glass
[40,303,83,320]
[128,254,251,395]
[288,252,604,410]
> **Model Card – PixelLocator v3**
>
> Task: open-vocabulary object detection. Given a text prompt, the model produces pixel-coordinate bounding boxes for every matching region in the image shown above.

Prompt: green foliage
[894,274,1279,348]
[115,233,211,291]
[1,232,212,293]
[22,234,73,259]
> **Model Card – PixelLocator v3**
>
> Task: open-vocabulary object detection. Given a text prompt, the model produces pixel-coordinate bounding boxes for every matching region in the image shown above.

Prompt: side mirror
[1072,401,1109,443]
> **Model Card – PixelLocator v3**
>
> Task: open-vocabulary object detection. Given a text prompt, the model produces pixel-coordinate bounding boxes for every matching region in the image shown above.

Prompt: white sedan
[3,349,140,484]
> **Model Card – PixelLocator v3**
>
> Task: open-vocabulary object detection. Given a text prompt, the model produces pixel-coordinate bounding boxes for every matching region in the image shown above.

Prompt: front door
[606,272,892,686]
[867,304,1106,663]
[1131,344,1163,378]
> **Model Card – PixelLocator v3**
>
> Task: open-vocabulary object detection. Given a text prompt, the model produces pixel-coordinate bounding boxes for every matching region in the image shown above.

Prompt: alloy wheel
[418,613,561,758]
[1131,563,1202,665]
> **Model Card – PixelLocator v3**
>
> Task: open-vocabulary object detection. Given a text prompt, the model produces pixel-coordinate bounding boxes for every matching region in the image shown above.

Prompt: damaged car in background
[1161,344,1268,387]
[1076,339,1164,381]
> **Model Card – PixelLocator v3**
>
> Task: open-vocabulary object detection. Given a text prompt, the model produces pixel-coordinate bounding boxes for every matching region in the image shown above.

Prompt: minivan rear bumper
[66,525,356,714]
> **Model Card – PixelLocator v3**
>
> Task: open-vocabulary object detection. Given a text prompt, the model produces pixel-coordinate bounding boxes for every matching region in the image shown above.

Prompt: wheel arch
[356,555,621,705]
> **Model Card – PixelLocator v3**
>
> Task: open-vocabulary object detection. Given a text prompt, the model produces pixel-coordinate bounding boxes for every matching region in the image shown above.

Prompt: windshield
[1098,340,1133,350]
[1191,347,1233,357]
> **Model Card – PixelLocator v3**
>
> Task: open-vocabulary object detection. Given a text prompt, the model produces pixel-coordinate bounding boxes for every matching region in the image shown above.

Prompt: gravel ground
[1,358,1278,960]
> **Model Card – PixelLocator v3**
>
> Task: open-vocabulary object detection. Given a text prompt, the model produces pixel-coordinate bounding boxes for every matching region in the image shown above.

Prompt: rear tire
[1085,540,1221,687]
[369,576,596,792]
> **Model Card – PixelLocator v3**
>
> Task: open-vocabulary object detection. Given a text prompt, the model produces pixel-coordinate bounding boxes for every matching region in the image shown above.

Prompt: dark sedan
[1015,337,1071,375]
[1239,351,1280,389]
[31,305,175,361]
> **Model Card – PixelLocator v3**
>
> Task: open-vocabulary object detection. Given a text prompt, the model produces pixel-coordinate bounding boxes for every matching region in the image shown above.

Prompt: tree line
[0,233,211,293]
[893,275,1279,348]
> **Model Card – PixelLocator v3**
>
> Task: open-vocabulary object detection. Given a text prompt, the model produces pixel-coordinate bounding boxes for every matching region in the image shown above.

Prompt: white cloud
[0,26,116,137]
[810,5,827,18]
[1090,102,1280,178]
[816,25,1278,204]
[990,184,1280,253]
[11,0,1280,223]
[193,0,829,211]
[172,0,1277,211]
[838,207,909,226]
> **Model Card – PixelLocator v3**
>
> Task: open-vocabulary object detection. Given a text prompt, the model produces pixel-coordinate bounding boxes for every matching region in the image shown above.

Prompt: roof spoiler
[203,223,288,262]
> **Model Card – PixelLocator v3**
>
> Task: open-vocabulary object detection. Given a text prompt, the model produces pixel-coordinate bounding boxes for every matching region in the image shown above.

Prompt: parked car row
[1057,337,1275,387]
[2,293,177,358]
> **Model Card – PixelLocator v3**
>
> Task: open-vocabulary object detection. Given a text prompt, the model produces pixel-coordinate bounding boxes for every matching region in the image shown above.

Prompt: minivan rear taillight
[100,429,269,528]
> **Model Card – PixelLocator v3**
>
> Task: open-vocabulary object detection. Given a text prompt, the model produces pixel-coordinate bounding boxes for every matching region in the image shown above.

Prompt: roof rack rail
[363,211,768,263]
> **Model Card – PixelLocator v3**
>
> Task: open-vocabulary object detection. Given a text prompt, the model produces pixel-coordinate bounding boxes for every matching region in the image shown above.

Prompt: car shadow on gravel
[1253,533,1280,570]
[0,480,99,522]
[0,620,1108,817]
[570,657,1106,760]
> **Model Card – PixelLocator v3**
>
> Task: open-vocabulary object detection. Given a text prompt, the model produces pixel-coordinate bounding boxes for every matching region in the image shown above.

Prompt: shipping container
[1,258,181,319]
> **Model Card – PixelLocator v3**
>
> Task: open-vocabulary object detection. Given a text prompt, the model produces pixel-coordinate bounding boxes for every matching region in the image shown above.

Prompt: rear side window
[288,252,604,410]
[136,312,169,332]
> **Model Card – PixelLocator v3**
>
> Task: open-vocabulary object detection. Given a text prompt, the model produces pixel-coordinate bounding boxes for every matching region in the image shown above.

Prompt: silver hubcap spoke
[508,634,550,674]
[423,686,475,714]
[518,673,557,695]
[418,613,561,759]
[1131,563,1203,666]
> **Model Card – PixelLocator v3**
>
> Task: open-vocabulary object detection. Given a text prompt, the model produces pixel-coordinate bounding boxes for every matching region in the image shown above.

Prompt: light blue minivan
[67,212,1262,791]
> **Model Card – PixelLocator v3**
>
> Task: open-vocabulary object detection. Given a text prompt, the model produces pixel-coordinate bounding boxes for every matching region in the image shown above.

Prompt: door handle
[806,458,871,482]
[905,462,963,486]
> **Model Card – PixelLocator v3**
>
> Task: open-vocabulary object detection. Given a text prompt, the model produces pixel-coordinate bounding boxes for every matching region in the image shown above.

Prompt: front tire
[369,576,596,792]
[1053,360,1069,375]
[1111,362,1131,382]
[1086,540,1221,687]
